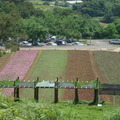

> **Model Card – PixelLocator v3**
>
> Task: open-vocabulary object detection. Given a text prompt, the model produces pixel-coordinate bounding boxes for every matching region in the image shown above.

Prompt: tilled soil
[62,50,112,102]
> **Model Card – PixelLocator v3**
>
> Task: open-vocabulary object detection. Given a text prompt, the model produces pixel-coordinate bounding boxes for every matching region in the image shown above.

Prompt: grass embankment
[0,96,120,120]
[93,51,120,103]
[20,50,68,102]
[0,52,14,72]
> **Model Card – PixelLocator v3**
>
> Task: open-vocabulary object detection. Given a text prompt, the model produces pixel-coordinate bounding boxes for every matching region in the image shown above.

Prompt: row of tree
[73,0,120,23]
[0,0,120,44]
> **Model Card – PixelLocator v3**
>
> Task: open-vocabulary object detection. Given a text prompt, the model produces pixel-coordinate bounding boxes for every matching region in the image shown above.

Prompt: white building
[66,0,82,4]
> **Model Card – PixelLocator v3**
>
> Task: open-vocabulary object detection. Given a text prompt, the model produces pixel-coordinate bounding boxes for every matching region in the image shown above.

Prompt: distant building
[50,0,82,6]
[66,0,82,4]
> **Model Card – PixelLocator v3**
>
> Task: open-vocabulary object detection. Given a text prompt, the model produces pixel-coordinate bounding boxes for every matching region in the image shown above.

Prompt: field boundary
[0,78,120,105]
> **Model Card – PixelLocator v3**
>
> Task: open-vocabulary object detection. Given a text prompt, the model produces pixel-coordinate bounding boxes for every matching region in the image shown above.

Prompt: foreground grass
[0,96,120,120]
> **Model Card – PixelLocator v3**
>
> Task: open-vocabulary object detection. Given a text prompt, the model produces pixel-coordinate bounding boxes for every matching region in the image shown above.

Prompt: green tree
[104,23,118,38]
[0,12,20,42]
[21,17,48,42]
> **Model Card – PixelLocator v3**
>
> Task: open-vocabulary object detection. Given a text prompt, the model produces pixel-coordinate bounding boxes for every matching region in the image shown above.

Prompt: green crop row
[93,51,120,84]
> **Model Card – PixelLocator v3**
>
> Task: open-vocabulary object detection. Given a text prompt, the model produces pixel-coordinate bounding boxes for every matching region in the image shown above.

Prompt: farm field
[93,51,120,84]
[63,50,112,102]
[93,51,120,103]
[20,50,68,101]
[0,53,14,94]
[0,50,38,96]
[27,50,68,81]
[0,50,120,104]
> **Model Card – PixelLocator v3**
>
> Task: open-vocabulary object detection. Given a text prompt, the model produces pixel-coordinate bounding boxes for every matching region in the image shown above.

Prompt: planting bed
[0,50,37,96]
[93,51,120,84]
[63,51,96,101]
[93,51,120,103]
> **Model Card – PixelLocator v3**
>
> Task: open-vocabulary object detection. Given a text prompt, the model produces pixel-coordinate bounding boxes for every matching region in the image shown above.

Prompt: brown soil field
[62,50,112,102]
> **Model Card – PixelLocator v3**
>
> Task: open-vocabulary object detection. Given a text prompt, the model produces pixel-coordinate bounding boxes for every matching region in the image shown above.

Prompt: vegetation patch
[0,95,120,120]
[28,50,68,81]
[0,50,38,96]
[93,51,120,84]
[93,51,120,103]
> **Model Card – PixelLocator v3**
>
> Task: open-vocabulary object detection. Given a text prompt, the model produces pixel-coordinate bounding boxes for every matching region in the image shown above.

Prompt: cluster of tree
[103,19,120,38]
[0,0,120,47]
[73,0,120,23]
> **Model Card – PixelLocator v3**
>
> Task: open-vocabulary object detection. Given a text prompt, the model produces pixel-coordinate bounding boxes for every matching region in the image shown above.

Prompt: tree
[104,23,118,38]
[3,0,25,4]
[0,12,20,42]
[21,17,48,42]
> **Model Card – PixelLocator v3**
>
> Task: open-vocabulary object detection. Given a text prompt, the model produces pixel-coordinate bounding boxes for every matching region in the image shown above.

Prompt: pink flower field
[0,50,38,96]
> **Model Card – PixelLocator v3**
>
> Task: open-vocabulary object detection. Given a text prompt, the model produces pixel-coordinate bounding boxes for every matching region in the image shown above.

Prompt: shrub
[5,41,19,52]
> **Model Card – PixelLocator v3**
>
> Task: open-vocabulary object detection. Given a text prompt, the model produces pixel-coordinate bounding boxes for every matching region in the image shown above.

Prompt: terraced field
[0,50,120,103]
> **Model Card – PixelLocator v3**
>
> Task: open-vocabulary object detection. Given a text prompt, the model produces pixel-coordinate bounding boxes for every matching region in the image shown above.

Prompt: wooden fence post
[93,78,100,105]
[14,80,19,102]
[34,77,39,102]
[74,77,79,104]
[54,77,58,103]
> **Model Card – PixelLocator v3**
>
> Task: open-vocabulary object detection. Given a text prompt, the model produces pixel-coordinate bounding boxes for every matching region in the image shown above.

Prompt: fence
[0,77,120,105]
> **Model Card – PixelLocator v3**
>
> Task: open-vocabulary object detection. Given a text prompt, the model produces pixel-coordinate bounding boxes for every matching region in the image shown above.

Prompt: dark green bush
[5,41,19,52]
